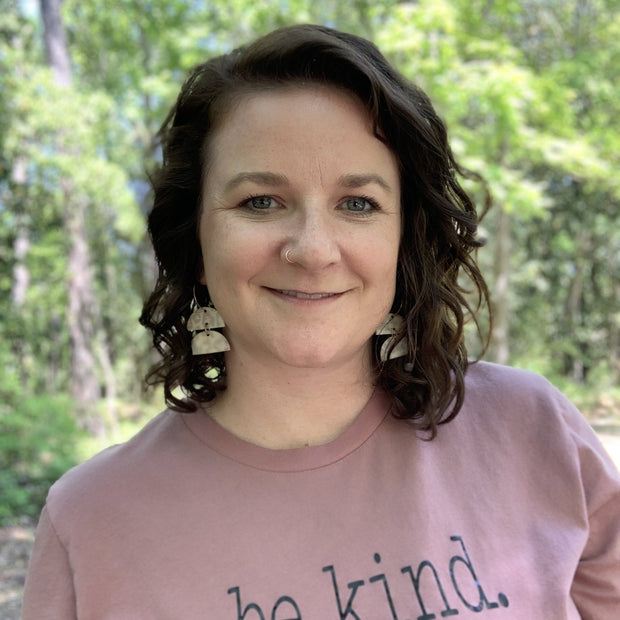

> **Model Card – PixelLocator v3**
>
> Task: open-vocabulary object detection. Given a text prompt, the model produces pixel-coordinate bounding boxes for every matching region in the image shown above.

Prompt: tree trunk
[563,230,590,382]
[10,158,29,309]
[40,0,72,87]
[40,0,104,436]
[63,189,103,435]
[11,223,30,308]
[96,337,119,439]
[10,157,30,385]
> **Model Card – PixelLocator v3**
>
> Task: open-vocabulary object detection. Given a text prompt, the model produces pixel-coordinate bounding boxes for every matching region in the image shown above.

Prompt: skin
[198,86,401,449]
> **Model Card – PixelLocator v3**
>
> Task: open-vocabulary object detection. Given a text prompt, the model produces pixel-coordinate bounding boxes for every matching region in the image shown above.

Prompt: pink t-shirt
[22,363,620,618]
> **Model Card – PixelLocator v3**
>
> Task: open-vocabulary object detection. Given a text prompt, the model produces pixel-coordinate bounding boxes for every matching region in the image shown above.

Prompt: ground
[0,523,33,620]
[599,432,620,471]
[2,433,619,619]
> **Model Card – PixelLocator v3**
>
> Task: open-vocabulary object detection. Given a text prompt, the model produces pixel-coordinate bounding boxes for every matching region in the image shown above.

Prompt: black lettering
[402,561,459,620]
[271,595,302,620]
[369,553,400,620]
[228,586,266,620]
[497,593,509,608]
[449,536,507,611]
[322,564,365,620]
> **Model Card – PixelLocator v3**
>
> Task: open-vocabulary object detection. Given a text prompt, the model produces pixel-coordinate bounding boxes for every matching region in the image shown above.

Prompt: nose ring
[285,249,295,264]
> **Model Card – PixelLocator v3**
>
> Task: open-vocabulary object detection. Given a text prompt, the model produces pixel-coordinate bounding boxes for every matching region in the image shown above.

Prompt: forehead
[213,85,370,139]
[213,82,372,128]
[203,86,398,187]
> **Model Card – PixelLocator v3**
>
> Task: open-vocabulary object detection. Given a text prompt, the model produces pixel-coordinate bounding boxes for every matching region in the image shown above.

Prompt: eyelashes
[238,194,382,216]
[240,195,280,211]
[341,195,381,214]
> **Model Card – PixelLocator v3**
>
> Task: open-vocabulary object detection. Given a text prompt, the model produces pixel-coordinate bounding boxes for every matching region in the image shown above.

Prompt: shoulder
[44,409,190,534]
[464,360,554,398]
[463,360,579,427]
[460,362,617,479]
[456,361,590,460]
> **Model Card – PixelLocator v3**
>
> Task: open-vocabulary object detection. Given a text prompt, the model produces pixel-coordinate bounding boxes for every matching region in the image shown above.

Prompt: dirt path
[0,525,33,620]
[598,433,620,471]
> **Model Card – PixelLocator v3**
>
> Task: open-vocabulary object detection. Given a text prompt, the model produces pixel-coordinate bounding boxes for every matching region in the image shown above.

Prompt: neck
[207,351,376,449]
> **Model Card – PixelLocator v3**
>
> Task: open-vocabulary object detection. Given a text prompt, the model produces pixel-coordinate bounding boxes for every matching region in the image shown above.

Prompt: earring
[187,290,230,355]
[375,313,408,361]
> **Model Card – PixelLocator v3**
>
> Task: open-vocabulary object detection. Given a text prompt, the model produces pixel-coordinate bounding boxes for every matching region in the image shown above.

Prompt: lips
[276,289,338,300]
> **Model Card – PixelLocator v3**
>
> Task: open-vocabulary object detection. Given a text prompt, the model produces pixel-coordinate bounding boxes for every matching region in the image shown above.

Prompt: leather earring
[375,313,408,361]
[187,289,230,355]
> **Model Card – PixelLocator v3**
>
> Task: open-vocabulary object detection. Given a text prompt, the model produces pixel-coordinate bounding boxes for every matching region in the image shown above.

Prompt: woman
[23,24,619,619]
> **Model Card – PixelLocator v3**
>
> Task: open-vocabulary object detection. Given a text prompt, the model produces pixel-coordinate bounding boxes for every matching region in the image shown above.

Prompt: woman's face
[199,86,401,371]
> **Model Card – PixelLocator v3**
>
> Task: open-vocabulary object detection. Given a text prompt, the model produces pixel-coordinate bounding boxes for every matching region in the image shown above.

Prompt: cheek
[200,225,261,301]
[199,221,232,295]
[354,241,399,304]
[371,236,400,278]
[202,238,234,287]
[374,241,400,306]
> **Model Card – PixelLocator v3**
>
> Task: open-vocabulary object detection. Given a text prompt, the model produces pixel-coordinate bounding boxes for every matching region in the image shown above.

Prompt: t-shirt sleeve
[21,505,77,620]
[562,394,620,618]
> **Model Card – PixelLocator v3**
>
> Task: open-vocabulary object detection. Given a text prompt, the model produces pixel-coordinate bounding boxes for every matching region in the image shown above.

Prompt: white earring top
[187,289,230,355]
[376,313,408,361]
[187,306,225,331]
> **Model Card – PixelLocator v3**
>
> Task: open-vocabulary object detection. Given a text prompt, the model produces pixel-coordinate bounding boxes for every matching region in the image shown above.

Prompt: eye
[341,196,380,214]
[241,195,280,211]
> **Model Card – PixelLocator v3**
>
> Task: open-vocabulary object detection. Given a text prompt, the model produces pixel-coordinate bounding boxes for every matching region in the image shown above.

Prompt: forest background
[1,0,619,525]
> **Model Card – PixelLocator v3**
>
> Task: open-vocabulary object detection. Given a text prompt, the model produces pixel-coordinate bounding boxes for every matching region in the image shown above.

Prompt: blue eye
[248,196,275,209]
[343,196,379,213]
[240,195,280,211]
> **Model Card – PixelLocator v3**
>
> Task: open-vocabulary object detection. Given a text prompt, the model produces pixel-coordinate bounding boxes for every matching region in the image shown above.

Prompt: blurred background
[0,0,618,606]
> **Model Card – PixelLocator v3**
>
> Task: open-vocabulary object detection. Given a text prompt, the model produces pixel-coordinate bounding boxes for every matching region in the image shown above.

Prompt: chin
[275,343,363,370]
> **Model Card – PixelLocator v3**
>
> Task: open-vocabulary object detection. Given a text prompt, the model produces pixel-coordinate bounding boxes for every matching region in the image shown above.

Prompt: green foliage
[0,0,618,521]
[0,385,83,524]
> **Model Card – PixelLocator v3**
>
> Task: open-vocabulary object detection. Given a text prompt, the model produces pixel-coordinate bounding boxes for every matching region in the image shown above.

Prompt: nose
[282,207,341,270]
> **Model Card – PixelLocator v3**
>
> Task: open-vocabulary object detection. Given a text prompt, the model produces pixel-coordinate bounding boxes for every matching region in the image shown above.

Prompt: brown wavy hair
[140,24,491,436]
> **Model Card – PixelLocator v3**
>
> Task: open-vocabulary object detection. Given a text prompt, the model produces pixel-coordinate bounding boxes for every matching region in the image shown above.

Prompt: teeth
[279,290,336,300]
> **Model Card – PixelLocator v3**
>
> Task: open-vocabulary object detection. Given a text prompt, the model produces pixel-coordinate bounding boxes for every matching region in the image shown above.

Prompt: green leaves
[0,0,617,485]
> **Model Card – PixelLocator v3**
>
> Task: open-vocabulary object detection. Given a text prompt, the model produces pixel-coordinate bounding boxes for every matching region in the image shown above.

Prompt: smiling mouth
[275,289,339,300]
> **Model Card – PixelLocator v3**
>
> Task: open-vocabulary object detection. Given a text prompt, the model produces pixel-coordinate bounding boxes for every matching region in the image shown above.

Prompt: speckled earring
[375,313,408,361]
[187,289,230,355]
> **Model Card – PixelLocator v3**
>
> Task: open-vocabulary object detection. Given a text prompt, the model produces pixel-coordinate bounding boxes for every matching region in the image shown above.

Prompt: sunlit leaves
[1,0,618,406]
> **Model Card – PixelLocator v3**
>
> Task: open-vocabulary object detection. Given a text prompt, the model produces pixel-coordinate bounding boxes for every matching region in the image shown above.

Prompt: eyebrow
[337,173,394,193]
[223,171,394,193]
[224,172,289,192]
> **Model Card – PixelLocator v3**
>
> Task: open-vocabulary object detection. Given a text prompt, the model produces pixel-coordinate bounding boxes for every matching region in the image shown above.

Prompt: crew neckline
[181,389,392,472]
